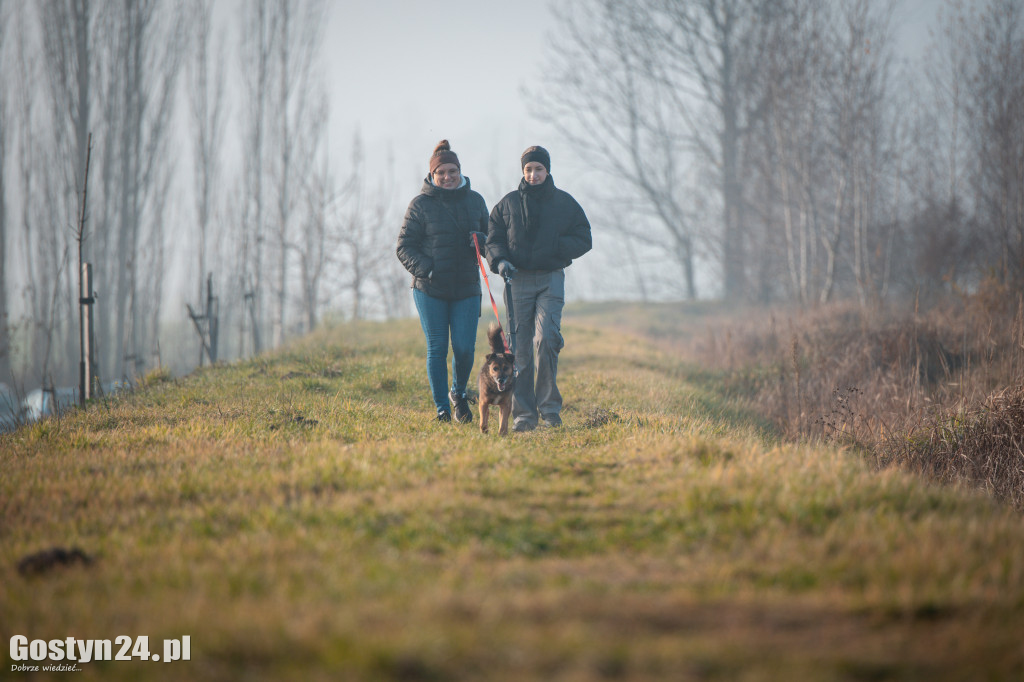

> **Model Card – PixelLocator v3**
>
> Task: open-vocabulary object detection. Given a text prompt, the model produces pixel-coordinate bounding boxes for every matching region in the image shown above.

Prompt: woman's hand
[469,232,487,252]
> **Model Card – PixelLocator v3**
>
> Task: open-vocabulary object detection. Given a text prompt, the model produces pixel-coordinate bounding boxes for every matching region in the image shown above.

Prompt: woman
[397,140,488,423]
[486,145,592,432]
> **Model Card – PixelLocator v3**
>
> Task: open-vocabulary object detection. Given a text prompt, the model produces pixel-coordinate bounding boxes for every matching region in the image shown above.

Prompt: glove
[497,260,517,279]
[469,232,487,251]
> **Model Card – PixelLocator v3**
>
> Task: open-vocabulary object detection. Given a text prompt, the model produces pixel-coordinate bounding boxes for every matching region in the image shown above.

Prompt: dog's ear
[485,353,498,362]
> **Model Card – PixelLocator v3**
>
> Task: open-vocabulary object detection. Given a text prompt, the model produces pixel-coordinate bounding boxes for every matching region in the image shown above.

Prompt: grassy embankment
[2,302,1023,681]
[575,287,1024,510]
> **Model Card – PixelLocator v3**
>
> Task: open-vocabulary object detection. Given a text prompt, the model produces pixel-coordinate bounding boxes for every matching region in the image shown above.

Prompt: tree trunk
[720,76,746,299]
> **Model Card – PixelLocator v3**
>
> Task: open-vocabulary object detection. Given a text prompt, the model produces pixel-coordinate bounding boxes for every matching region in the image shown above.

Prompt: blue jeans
[412,289,481,413]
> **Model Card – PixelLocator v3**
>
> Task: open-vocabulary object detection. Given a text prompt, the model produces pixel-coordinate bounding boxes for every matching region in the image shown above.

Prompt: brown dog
[478,323,516,435]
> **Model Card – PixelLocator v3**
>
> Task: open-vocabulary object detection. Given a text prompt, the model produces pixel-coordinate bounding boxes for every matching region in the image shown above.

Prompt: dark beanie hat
[429,140,461,173]
[520,145,550,172]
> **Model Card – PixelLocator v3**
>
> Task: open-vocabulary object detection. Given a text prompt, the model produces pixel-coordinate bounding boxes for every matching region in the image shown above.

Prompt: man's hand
[497,260,517,279]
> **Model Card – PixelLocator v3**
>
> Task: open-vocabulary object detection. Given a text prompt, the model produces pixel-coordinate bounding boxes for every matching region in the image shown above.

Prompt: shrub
[884,387,1024,510]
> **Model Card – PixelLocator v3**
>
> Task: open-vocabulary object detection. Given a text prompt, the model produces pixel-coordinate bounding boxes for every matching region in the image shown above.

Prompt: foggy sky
[318,0,941,303]
[323,0,555,206]
[323,0,938,201]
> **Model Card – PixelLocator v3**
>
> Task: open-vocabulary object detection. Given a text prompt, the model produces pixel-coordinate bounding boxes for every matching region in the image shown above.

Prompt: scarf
[519,174,553,235]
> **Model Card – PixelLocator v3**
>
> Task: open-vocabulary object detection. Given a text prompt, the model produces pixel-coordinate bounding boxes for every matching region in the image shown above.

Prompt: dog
[478,323,516,435]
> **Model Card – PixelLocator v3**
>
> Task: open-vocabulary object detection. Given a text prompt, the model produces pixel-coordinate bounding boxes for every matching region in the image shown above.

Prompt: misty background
[0,0,1021,406]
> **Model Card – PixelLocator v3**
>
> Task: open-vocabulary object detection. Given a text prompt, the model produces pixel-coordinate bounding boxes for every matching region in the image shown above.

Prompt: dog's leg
[498,401,511,436]
[480,402,489,433]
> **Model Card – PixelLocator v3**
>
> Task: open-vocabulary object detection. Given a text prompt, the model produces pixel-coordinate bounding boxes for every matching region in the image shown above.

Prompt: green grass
[2,304,1024,681]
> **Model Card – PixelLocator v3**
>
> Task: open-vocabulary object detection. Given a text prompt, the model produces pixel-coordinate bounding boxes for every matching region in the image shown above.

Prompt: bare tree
[367,145,411,320]
[907,0,1023,295]
[39,0,93,263]
[90,6,123,375]
[538,0,699,299]
[12,4,38,380]
[14,4,73,385]
[966,0,1024,285]
[106,0,187,378]
[754,0,831,304]
[925,0,974,208]
[295,153,331,332]
[374,256,412,320]
[186,0,226,365]
[653,0,768,299]
[539,0,768,300]
[188,0,226,311]
[238,0,277,356]
[829,0,898,306]
[267,0,327,346]
[715,0,901,306]
[23,0,98,386]
[236,0,328,349]
[331,134,388,320]
[900,0,977,298]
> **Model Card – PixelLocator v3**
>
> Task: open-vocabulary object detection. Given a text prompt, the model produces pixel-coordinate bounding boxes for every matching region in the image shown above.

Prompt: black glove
[497,260,517,279]
[469,232,487,252]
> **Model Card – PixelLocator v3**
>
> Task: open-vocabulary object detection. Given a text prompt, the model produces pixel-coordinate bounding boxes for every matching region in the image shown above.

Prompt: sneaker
[436,409,452,423]
[541,414,562,428]
[512,420,535,433]
[449,389,473,424]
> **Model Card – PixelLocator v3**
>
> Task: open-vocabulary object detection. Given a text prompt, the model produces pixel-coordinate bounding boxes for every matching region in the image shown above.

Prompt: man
[486,146,592,431]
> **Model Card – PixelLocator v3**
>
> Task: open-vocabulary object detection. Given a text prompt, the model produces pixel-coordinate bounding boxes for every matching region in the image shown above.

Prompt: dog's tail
[487,322,506,354]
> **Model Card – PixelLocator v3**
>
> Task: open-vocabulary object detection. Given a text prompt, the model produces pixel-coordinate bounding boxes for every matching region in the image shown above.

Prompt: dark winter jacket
[486,175,592,273]
[397,177,489,300]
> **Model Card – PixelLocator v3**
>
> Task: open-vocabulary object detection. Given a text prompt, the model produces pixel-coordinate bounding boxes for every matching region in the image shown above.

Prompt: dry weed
[884,387,1024,509]
[679,290,1024,509]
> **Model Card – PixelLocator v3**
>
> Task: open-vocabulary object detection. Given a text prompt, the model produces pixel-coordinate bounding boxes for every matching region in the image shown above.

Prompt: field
[2,302,1024,681]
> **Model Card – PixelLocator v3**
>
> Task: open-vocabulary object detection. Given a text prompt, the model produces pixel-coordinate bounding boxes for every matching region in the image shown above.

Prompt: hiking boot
[512,420,535,433]
[541,415,562,428]
[449,389,473,424]
[436,408,452,423]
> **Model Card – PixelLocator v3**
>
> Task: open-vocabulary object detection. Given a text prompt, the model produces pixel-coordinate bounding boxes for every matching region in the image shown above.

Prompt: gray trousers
[509,269,565,427]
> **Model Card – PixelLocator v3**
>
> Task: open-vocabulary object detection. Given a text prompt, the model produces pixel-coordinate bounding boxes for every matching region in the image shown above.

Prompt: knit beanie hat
[429,140,461,174]
[520,145,551,172]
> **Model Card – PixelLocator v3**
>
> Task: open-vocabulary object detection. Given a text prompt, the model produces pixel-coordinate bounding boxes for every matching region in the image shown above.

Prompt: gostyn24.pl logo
[10,635,191,667]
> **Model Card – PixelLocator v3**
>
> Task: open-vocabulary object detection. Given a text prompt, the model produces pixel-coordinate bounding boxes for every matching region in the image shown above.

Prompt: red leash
[472,232,511,353]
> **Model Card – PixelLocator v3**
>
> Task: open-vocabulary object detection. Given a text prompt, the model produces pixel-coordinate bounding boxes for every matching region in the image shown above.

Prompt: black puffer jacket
[397,177,489,300]
[486,175,592,273]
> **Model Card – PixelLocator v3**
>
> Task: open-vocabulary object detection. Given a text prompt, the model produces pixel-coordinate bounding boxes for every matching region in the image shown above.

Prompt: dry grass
[888,386,1024,509]
[2,308,1024,680]
[585,278,1024,511]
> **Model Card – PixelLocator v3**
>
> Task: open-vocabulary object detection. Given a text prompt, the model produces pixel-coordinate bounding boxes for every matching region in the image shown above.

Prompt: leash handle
[472,232,512,354]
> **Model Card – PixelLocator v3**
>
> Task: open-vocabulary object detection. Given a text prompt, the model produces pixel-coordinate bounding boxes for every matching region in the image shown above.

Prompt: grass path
[2,306,1023,681]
